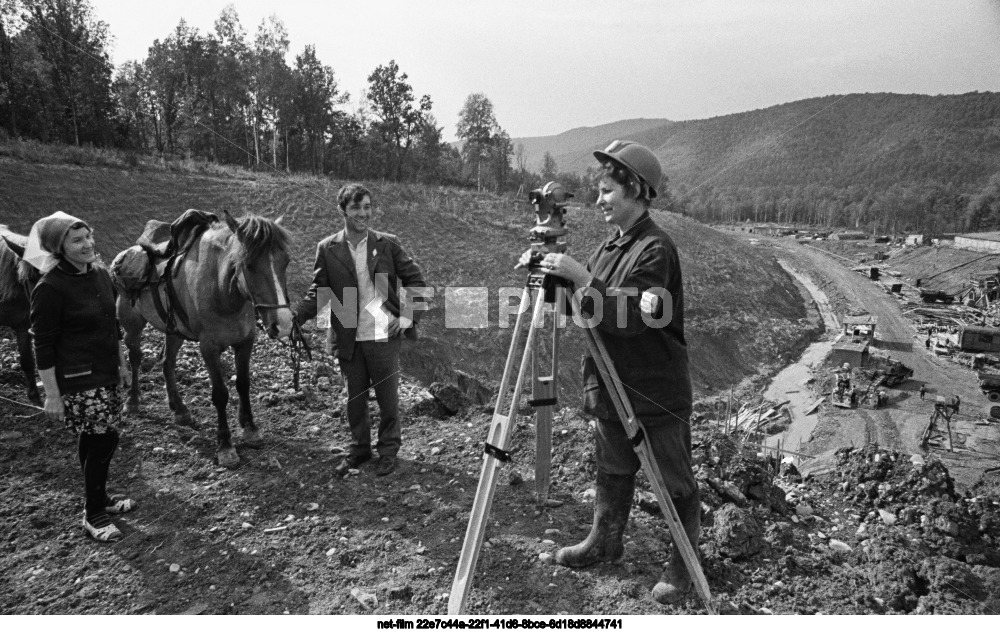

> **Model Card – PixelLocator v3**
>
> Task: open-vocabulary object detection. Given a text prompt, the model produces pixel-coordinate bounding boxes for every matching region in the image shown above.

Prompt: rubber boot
[555,471,635,568]
[652,491,701,604]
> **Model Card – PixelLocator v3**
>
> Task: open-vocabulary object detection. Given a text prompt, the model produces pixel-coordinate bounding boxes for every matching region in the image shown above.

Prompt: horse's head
[223,211,294,340]
[0,228,41,304]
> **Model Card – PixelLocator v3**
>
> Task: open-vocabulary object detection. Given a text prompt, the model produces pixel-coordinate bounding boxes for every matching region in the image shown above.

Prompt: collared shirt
[347,236,389,341]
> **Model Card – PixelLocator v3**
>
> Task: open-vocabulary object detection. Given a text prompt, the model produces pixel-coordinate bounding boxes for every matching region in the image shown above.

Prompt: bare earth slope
[0,156,813,402]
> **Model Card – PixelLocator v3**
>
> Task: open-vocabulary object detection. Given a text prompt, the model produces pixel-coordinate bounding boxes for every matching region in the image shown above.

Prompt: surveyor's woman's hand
[540,253,592,287]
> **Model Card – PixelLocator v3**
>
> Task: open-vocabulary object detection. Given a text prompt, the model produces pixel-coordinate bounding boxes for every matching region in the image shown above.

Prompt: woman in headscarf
[27,212,135,542]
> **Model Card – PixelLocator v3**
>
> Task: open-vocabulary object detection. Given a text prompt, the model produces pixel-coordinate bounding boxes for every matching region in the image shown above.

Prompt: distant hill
[514,92,1000,193]
[514,118,671,171]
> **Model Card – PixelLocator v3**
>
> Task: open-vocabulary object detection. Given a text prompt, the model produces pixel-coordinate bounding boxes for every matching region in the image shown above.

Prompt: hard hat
[842,363,851,370]
[593,140,663,198]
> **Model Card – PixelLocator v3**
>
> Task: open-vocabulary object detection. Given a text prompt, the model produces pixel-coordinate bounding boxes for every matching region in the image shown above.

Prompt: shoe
[83,513,123,542]
[375,455,397,477]
[105,496,136,514]
[555,471,635,568]
[335,453,371,476]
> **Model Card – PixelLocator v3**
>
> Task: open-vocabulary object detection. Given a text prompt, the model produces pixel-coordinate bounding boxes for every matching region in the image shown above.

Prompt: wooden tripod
[448,275,716,615]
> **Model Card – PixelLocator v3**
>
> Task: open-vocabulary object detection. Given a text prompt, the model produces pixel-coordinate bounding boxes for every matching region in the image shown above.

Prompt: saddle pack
[110,209,219,338]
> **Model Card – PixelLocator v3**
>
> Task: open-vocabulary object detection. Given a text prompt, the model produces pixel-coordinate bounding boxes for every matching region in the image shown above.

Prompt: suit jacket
[296,229,427,361]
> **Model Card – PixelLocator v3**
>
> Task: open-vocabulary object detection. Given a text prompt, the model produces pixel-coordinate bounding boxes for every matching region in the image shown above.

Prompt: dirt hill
[0,154,814,402]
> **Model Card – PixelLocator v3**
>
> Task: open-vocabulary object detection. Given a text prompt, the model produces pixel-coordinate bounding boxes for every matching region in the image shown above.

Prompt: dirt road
[739,234,1000,489]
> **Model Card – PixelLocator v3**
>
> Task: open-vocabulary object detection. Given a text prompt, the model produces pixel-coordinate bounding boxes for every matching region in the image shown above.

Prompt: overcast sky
[94,0,1000,141]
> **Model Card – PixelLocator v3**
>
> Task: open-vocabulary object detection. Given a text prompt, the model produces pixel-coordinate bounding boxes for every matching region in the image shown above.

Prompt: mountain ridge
[512,92,1000,195]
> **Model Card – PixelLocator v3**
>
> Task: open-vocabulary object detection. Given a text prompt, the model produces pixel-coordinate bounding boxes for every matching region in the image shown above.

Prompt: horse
[116,211,294,468]
[0,227,42,406]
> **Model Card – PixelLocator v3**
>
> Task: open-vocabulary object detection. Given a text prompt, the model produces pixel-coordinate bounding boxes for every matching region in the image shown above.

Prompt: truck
[920,289,954,304]
[979,372,1000,402]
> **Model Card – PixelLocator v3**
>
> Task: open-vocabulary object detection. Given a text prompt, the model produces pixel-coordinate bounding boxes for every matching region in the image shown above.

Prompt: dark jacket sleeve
[30,280,63,371]
[391,240,428,325]
[583,241,669,338]
[295,241,331,324]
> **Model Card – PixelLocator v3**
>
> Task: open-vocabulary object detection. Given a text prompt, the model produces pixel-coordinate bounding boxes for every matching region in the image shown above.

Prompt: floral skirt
[63,386,122,435]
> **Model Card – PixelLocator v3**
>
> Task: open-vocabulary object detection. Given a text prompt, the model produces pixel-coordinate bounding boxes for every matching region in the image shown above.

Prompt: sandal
[83,514,123,542]
[104,496,136,514]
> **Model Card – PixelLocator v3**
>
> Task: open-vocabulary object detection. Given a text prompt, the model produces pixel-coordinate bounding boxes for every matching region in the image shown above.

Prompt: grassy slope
[0,155,812,401]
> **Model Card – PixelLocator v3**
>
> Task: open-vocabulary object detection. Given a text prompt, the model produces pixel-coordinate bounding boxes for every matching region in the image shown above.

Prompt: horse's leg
[200,339,238,468]
[233,339,261,448]
[14,327,40,405]
[118,297,146,414]
[162,334,194,427]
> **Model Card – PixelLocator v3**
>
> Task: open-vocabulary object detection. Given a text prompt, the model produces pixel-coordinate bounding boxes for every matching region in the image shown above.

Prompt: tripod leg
[449,288,547,615]
[533,311,557,507]
[578,323,716,614]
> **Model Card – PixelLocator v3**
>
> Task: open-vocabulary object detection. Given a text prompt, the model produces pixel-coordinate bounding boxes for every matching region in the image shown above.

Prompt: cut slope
[0,156,813,401]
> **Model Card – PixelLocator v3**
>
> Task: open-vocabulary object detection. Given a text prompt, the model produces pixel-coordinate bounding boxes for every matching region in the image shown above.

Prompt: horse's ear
[274,216,284,226]
[223,210,241,236]
[1,234,25,259]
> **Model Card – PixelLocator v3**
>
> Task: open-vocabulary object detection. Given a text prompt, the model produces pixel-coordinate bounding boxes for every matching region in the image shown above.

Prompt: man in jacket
[296,183,427,476]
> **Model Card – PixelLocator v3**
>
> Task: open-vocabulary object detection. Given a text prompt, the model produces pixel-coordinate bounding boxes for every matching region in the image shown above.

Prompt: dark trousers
[339,338,401,458]
[78,429,119,519]
[595,411,701,549]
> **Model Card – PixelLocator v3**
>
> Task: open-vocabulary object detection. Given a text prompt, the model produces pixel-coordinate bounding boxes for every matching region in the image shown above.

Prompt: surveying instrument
[448,183,715,614]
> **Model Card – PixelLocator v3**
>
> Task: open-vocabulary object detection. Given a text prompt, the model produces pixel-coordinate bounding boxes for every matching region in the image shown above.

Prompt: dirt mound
[0,157,816,405]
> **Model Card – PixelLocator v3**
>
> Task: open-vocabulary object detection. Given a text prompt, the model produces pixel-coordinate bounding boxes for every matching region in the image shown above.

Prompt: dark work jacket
[579,211,692,422]
[296,229,427,361]
[30,260,121,394]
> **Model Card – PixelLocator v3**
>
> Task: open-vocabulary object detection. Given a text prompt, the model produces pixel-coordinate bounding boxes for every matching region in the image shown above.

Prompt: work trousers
[595,410,701,550]
[595,409,699,501]
[339,338,401,458]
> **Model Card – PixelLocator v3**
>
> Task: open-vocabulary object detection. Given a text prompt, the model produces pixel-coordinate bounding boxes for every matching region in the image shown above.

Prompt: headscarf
[23,211,90,273]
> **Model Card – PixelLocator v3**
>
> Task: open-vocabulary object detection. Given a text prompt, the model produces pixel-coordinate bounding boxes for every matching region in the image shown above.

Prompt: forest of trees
[2,1,998,234]
[0,0,517,189]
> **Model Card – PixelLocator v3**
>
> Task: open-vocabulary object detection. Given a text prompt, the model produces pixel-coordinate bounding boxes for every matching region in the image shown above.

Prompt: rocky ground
[2,325,1000,616]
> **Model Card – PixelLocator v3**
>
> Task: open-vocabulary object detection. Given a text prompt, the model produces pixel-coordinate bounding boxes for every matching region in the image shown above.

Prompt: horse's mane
[229,215,291,267]
[0,226,36,303]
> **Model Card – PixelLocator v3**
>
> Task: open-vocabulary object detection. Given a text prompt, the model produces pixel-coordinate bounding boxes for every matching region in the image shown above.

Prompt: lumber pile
[716,399,790,439]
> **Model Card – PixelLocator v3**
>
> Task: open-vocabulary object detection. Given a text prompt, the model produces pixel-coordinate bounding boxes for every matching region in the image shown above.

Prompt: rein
[236,261,312,389]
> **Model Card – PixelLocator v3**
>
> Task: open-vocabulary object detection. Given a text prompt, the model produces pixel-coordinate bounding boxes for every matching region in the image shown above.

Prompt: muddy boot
[652,492,701,604]
[555,471,635,568]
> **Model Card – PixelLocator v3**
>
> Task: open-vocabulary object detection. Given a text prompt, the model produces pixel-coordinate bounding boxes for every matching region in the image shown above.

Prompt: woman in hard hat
[26,212,135,542]
[520,140,699,604]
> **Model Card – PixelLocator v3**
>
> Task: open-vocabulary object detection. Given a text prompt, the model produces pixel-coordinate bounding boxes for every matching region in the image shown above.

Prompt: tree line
[0,0,527,190]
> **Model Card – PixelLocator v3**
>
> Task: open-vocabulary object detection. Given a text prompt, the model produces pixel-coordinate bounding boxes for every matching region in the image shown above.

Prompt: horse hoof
[242,429,263,448]
[218,448,240,469]
[174,412,197,429]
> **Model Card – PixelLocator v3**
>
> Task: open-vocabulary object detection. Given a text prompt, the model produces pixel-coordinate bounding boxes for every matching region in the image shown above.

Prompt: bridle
[235,259,312,379]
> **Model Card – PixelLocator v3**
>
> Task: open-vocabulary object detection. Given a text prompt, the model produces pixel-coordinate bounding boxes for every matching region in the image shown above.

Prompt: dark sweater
[30,260,121,394]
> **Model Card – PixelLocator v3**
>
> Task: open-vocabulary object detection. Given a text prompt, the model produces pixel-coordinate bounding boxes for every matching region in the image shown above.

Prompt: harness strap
[150,253,196,341]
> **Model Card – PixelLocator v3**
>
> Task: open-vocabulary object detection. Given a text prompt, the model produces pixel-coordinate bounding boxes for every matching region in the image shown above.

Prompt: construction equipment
[978,371,1000,402]
[864,354,913,387]
[447,272,715,615]
[921,398,955,451]
[920,289,955,304]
